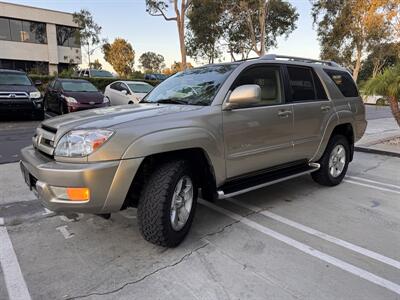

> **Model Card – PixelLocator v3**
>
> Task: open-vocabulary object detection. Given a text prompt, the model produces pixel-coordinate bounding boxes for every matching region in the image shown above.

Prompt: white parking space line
[226,198,400,270]
[344,180,400,195]
[346,176,400,190]
[56,225,74,239]
[0,218,31,300]
[42,208,53,216]
[199,200,400,295]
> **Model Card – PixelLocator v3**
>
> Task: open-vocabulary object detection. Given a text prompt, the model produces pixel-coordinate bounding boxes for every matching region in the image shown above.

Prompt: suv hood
[0,84,37,93]
[41,104,203,132]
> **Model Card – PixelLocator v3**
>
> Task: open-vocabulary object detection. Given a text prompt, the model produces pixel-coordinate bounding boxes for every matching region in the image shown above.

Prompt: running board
[217,163,320,199]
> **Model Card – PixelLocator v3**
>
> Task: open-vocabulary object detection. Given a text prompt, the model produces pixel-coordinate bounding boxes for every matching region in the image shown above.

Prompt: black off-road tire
[137,160,197,247]
[311,134,350,186]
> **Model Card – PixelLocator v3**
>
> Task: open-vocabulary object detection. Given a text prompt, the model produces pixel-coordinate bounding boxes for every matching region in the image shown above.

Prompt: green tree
[102,38,135,78]
[73,9,102,67]
[311,0,399,81]
[139,52,166,73]
[358,43,399,82]
[225,0,298,58]
[186,0,225,63]
[364,64,400,127]
[146,0,191,70]
[186,0,298,61]
[89,59,102,70]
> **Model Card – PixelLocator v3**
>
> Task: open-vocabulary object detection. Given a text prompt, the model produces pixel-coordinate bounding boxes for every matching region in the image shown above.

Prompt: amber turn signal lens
[66,187,90,201]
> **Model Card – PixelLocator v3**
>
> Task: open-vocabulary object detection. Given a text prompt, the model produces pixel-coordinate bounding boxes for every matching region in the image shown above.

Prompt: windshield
[91,70,114,78]
[128,83,153,93]
[61,81,98,92]
[0,73,32,86]
[142,64,237,106]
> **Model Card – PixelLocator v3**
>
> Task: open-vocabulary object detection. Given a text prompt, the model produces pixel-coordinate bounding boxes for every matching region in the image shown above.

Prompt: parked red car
[43,78,110,114]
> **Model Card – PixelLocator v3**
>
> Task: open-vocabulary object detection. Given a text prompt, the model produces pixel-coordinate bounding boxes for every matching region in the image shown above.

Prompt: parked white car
[363,95,389,105]
[104,81,154,105]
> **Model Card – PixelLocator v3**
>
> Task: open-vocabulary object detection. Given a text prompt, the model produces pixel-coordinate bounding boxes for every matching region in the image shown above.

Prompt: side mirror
[225,84,261,110]
[34,80,42,86]
[83,73,89,77]
[121,90,128,95]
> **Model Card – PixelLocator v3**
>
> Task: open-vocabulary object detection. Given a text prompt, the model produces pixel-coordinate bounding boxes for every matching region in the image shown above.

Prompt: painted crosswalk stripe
[199,200,400,295]
[0,218,31,300]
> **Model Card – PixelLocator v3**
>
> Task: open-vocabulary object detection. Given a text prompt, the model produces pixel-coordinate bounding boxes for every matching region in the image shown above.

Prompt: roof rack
[260,54,341,67]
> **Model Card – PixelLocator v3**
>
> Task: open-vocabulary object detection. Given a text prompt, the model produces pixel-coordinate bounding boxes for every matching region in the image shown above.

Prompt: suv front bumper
[20,146,142,213]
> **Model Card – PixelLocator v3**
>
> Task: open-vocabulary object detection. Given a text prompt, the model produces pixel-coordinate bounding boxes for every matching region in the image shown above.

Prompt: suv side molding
[217,162,320,199]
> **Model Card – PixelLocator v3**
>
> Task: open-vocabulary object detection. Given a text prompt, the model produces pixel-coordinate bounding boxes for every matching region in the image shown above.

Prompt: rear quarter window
[324,69,359,97]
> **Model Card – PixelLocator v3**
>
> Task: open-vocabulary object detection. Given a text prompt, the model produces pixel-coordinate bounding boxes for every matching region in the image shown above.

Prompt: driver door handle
[321,105,331,112]
[278,110,292,118]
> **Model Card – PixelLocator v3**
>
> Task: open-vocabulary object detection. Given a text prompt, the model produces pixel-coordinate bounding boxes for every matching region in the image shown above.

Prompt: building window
[0,18,11,40]
[0,59,49,75]
[10,19,23,42]
[22,21,47,43]
[56,25,80,48]
[1,17,47,44]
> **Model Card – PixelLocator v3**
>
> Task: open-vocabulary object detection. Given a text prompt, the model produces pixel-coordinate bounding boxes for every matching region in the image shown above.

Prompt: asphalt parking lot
[0,151,399,300]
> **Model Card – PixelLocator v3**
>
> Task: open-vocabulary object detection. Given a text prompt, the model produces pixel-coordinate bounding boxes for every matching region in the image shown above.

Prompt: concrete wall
[0,40,49,62]
[58,47,82,64]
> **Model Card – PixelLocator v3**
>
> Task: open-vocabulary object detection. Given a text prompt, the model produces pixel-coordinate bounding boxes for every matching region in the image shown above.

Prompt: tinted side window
[48,80,55,89]
[287,66,316,101]
[324,69,358,97]
[312,71,328,100]
[54,81,61,90]
[233,66,283,106]
[110,82,121,91]
[120,83,129,92]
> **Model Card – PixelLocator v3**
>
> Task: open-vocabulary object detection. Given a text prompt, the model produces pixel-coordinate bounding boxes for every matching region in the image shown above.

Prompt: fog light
[67,188,90,201]
[51,186,90,201]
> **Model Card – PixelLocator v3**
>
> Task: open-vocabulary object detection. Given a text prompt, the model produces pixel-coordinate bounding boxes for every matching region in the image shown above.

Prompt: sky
[4,0,321,72]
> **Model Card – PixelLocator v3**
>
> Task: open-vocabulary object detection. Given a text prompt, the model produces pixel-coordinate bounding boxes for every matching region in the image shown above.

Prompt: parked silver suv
[20,55,367,247]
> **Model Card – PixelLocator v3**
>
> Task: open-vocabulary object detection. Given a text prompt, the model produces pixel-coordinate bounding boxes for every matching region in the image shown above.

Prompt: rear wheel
[137,160,197,247]
[311,134,350,186]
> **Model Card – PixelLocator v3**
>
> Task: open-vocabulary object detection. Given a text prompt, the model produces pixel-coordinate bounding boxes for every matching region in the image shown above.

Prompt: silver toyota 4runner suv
[20,54,367,247]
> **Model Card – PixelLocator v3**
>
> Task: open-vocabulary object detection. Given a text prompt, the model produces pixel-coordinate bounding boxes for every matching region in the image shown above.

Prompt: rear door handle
[321,105,331,112]
[278,110,292,118]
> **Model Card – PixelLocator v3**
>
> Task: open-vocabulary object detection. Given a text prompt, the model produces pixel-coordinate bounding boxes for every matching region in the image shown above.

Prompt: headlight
[29,91,41,99]
[103,97,110,104]
[61,95,78,104]
[54,129,114,157]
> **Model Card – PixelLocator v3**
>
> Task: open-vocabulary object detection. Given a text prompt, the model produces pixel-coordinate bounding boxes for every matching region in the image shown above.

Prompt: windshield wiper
[155,98,189,105]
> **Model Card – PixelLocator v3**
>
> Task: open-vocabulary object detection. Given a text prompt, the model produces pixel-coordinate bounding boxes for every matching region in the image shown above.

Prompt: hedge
[28,74,161,93]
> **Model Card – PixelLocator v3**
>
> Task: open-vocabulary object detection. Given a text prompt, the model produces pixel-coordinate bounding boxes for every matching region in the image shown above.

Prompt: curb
[355,146,400,158]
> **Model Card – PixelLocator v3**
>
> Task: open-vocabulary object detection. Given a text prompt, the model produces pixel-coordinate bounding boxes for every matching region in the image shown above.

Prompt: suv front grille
[0,92,29,99]
[33,126,57,157]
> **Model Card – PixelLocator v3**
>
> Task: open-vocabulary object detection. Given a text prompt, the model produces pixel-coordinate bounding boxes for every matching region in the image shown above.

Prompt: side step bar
[217,163,320,199]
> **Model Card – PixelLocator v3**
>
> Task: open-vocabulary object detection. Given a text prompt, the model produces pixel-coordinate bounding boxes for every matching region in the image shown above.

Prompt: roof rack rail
[260,54,341,67]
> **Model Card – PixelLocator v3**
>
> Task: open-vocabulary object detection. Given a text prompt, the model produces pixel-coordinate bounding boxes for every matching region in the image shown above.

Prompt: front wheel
[137,160,197,247]
[311,135,350,186]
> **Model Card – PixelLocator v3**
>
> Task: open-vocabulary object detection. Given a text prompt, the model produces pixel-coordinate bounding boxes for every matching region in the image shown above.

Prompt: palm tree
[364,64,400,127]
